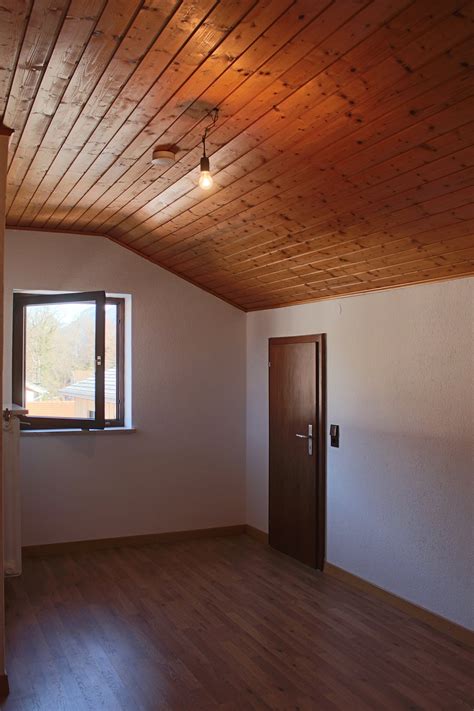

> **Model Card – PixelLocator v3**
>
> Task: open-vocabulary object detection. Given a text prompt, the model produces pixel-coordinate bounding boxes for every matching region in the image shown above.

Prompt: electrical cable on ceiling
[199,108,219,190]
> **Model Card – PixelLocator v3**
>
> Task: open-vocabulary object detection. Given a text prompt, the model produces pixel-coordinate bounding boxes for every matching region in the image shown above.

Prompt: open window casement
[13,291,106,430]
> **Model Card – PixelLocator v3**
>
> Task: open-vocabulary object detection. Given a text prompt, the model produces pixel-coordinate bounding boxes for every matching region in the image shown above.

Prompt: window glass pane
[25,302,96,419]
[105,303,117,421]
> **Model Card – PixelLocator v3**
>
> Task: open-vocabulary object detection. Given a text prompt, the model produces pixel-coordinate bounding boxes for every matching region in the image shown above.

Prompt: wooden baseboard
[245,525,269,544]
[22,525,246,557]
[325,563,473,646]
[0,673,9,698]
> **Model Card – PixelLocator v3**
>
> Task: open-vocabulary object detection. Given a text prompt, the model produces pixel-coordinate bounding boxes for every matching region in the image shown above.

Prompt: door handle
[296,425,313,455]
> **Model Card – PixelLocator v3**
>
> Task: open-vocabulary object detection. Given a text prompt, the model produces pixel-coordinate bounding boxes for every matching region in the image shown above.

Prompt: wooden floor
[2,536,473,710]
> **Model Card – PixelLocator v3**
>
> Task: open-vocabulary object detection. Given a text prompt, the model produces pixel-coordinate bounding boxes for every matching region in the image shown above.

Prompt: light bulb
[199,170,213,190]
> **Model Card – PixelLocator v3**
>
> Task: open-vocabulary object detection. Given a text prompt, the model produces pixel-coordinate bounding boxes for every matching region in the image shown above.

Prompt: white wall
[247,278,474,629]
[4,228,473,629]
[4,229,246,546]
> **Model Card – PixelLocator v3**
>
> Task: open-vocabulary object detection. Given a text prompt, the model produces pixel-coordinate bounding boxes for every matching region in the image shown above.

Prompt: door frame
[268,334,327,570]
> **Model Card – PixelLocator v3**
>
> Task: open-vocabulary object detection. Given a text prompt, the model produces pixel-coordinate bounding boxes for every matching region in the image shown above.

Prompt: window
[13,291,125,430]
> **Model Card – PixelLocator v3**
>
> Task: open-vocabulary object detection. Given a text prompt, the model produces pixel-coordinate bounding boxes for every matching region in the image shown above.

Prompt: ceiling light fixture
[199,108,218,190]
[151,145,177,167]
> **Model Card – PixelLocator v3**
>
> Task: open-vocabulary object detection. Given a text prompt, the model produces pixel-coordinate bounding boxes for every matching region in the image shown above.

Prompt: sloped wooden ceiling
[1,0,473,310]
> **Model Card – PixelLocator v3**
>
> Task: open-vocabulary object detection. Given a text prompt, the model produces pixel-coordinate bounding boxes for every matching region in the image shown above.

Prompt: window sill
[21,427,136,437]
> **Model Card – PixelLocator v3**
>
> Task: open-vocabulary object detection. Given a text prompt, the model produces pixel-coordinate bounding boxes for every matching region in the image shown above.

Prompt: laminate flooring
[2,535,473,710]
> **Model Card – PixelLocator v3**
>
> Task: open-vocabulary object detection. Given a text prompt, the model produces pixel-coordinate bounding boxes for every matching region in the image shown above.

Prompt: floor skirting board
[21,524,472,645]
[325,563,473,645]
[243,526,472,644]
[22,525,246,557]
[245,524,269,544]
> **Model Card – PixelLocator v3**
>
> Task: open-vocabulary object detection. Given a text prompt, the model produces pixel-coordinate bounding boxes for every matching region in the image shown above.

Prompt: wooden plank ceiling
[1,0,473,310]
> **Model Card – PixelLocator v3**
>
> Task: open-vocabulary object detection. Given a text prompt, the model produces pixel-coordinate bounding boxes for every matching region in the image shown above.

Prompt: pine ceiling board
[64,0,384,236]
[4,0,474,310]
[218,227,474,300]
[158,83,473,260]
[149,34,474,246]
[213,141,474,266]
[90,3,400,232]
[243,259,474,309]
[200,134,474,262]
[240,245,474,303]
[198,214,474,293]
[211,208,474,293]
[267,260,474,308]
[0,1,32,117]
[235,215,474,280]
[74,0,335,233]
[63,0,320,232]
[313,243,474,282]
[8,0,144,223]
[105,0,421,245]
[247,234,474,289]
[181,207,474,299]
[254,205,474,270]
[142,84,472,271]
[14,0,181,225]
[191,174,474,289]
[198,216,474,289]
[217,245,470,302]
[110,0,472,248]
[306,248,474,295]
[330,260,474,295]
[122,32,473,259]
[5,0,109,213]
[25,0,217,227]
[236,247,474,307]
[71,0,384,235]
[154,130,474,273]
[4,0,68,170]
[24,0,190,226]
[188,150,474,277]
[42,0,262,229]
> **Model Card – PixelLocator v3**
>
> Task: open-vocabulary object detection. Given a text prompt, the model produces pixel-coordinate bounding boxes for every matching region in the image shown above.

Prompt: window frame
[12,292,125,431]
[105,296,125,428]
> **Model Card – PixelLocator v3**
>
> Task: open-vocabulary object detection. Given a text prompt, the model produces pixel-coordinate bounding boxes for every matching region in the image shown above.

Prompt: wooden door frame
[0,121,14,697]
[268,334,327,570]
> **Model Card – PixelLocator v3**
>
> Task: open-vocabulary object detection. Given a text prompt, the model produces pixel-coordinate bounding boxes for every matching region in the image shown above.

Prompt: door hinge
[268,361,271,367]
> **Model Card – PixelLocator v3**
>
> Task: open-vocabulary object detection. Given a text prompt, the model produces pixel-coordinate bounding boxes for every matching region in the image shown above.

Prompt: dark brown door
[269,335,326,569]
